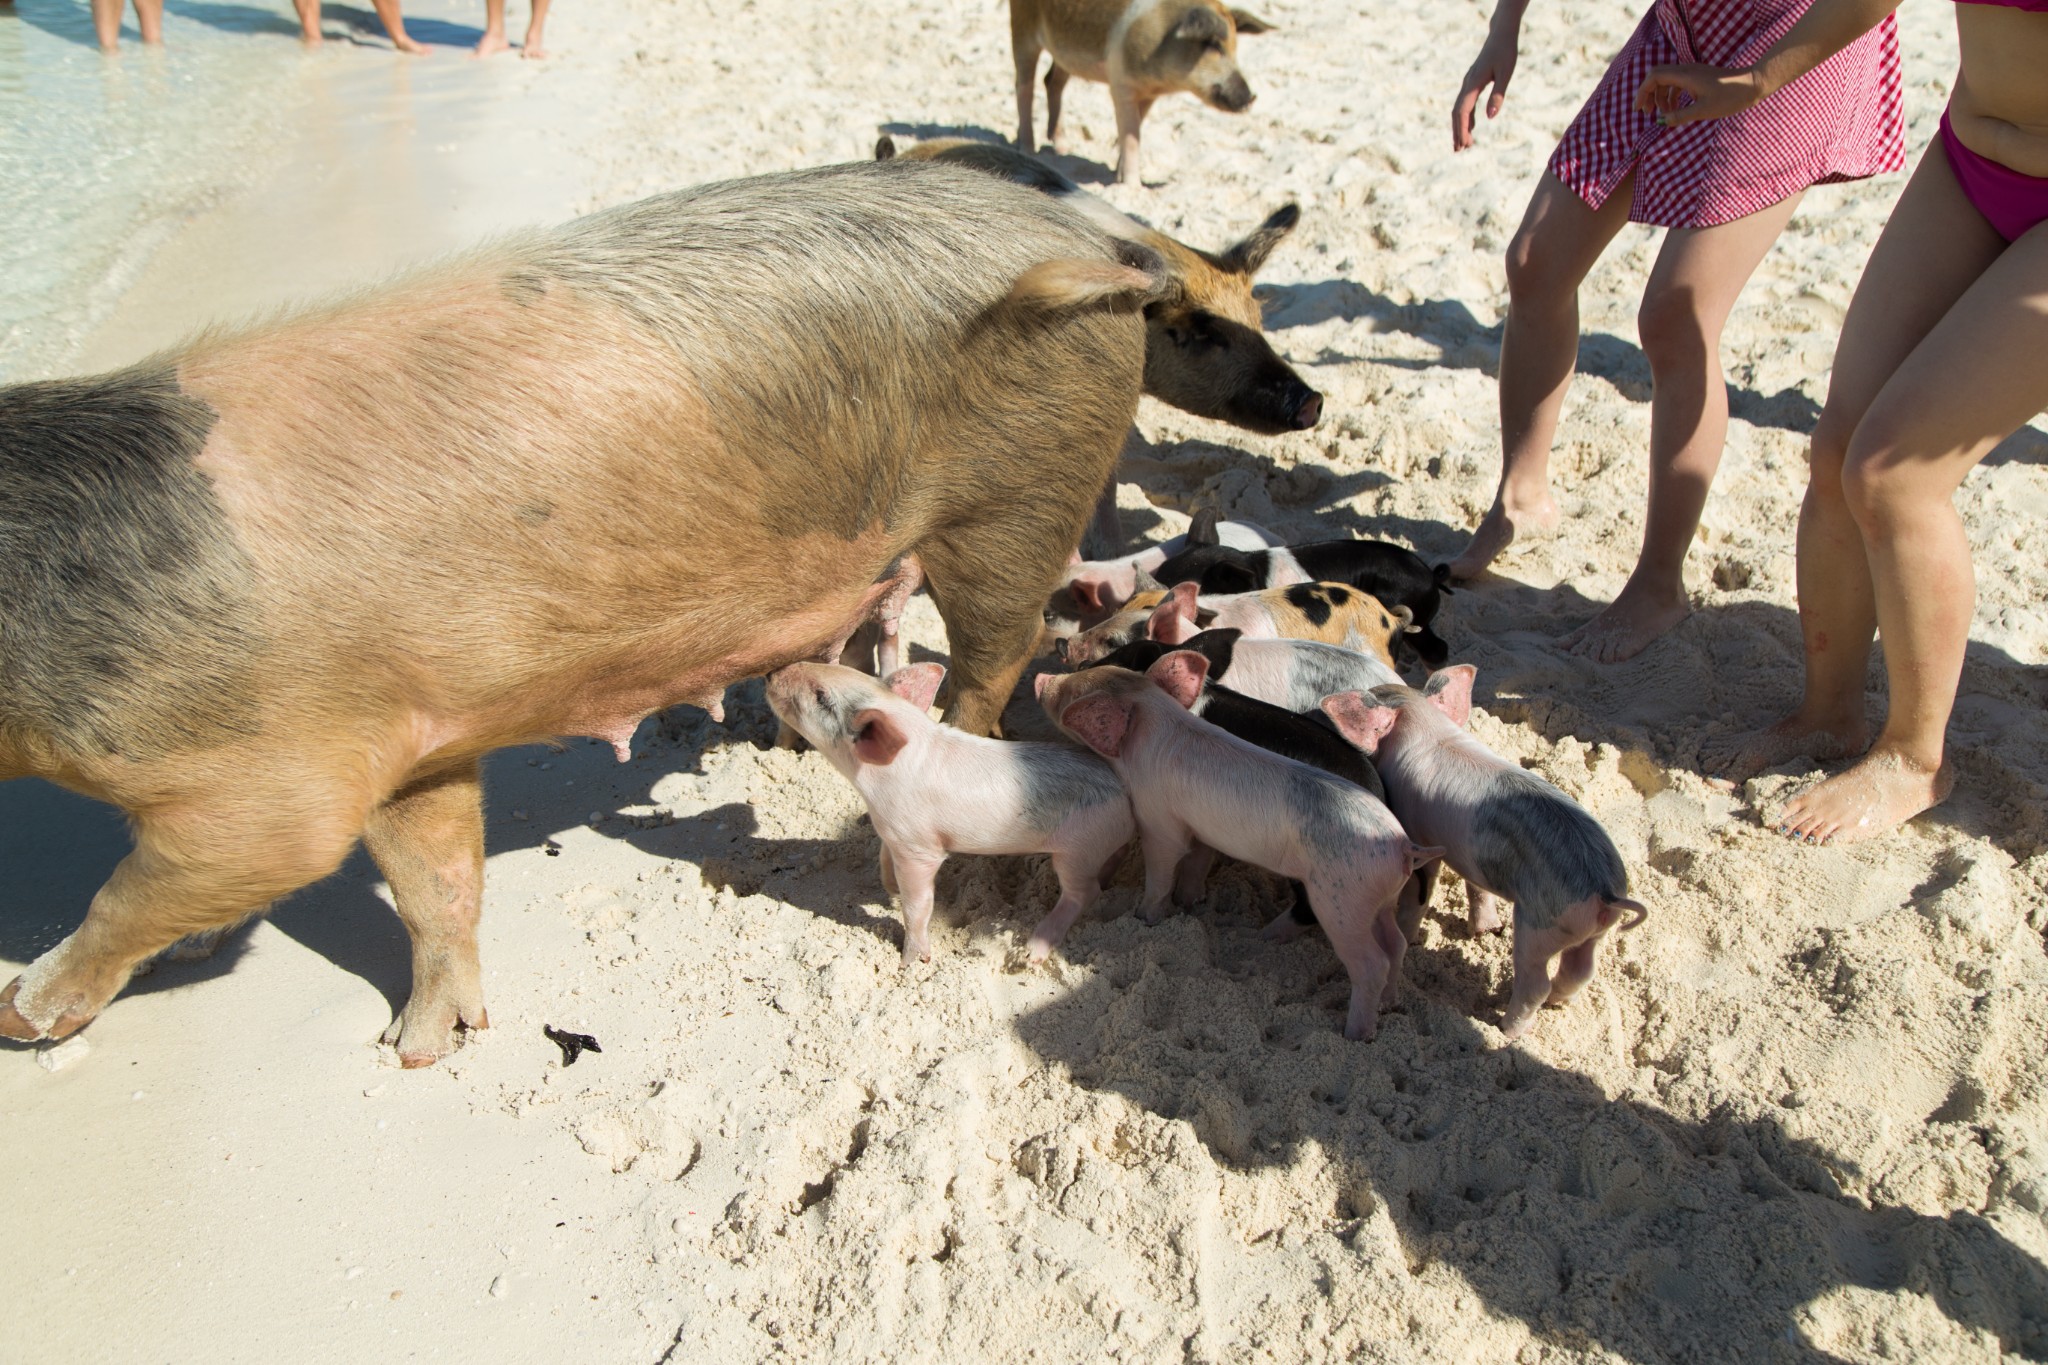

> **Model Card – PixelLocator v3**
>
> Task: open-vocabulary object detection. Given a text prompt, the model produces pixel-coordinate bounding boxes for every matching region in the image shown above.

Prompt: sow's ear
[1223,203,1300,276]
[885,662,946,714]
[1171,5,1231,44]
[1422,664,1478,728]
[1321,692,1397,754]
[851,709,909,766]
[1229,8,1278,34]
[1145,581,1202,644]
[1145,650,1210,710]
[1009,241,1167,312]
[1062,695,1131,758]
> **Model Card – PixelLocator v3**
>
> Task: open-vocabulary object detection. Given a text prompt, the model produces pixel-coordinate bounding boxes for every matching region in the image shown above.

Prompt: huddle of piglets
[1321,666,1647,1039]
[1048,514,1282,634]
[766,662,1133,966]
[1155,536,1455,667]
[1091,627,1402,711]
[1038,653,1441,1041]
[1058,579,1408,667]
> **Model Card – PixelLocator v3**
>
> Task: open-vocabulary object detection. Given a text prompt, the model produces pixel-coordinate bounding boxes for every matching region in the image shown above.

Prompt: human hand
[1452,27,1520,151]
[1634,63,1766,124]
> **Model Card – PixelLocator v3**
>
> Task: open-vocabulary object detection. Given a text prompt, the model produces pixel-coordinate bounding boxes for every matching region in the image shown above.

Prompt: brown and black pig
[0,159,1163,1067]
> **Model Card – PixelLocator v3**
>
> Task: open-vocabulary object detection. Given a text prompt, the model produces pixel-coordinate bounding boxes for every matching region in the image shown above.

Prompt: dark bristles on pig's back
[0,367,261,762]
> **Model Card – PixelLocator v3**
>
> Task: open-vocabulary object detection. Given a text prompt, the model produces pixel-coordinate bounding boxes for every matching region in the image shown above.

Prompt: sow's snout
[1144,313,1324,436]
[1211,74,1255,112]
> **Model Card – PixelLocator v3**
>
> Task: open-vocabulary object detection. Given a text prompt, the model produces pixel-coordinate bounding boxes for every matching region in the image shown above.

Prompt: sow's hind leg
[360,760,489,1067]
[0,776,367,1043]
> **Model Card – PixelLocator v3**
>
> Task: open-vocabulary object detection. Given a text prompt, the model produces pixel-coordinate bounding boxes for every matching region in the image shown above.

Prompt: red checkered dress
[1548,0,1904,228]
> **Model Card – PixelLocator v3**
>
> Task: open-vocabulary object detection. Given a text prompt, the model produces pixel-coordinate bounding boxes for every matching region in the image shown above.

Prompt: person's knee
[1806,406,1855,498]
[1635,284,1709,372]
[1839,421,1915,535]
[1503,225,1575,307]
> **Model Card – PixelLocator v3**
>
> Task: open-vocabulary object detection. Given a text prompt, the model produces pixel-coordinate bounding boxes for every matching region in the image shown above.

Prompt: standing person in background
[474,0,552,57]
[1645,0,2048,843]
[1445,0,1903,663]
[90,0,164,50]
[291,0,430,52]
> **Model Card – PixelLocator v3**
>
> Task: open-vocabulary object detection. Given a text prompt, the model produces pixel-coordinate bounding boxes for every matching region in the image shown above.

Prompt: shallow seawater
[0,0,516,383]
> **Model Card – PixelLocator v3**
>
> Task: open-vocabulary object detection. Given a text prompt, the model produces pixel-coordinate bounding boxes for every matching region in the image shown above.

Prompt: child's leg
[522,0,551,57]
[473,0,509,55]
[370,0,428,53]
[1561,191,1803,662]
[132,0,163,44]
[1778,224,2047,844]
[1716,144,2006,782]
[1447,172,1636,580]
[90,0,124,49]
[293,0,322,45]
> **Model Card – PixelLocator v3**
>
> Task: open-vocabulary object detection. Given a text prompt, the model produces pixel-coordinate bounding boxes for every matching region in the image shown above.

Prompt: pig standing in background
[0,160,1160,1066]
[1089,627,1404,711]
[1039,653,1441,1040]
[767,663,1133,966]
[1321,666,1647,1039]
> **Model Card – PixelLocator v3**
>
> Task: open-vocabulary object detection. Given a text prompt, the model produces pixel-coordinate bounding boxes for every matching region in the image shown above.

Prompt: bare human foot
[1559,579,1690,664]
[471,29,510,56]
[521,36,547,58]
[1774,744,1954,845]
[1445,491,1559,581]
[393,34,431,54]
[1703,708,1868,782]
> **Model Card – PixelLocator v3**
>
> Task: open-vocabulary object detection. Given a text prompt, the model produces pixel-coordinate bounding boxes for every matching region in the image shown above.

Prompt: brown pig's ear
[1145,650,1210,710]
[874,135,898,161]
[1229,8,1278,34]
[851,710,909,766]
[1061,695,1130,758]
[1145,581,1201,644]
[1321,692,1398,754]
[885,662,946,713]
[1422,664,1478,728]
[1223,203,1300,276]
[1009,241,1168,312]
[1171,5,1230,43]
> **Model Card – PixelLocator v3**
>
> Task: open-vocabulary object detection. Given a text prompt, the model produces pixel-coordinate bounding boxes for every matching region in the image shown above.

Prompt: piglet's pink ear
[885,662,946,714]
[1321,692,1398,754]
[1145,650,1209,710]
[1145,581,1201,645]
[1422,664,1477,728]
[851,709,908,766]
[1060,695,1130,758]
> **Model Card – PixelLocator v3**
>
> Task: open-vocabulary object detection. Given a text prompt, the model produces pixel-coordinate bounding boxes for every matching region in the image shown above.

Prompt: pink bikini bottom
[1940,107,2048,243]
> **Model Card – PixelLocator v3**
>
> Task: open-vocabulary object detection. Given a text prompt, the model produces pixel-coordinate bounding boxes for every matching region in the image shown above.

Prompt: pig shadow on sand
[1258,280,1823,435]
[1009,910,2048,1362]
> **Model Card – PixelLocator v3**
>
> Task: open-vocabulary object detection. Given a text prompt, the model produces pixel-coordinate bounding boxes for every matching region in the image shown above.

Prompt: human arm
[1452,0,1535,151]
[1634,0,1903,124]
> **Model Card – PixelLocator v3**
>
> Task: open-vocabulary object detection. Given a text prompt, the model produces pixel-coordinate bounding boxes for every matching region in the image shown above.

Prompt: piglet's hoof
[900,939,932,967]
[1259,910,1307,945]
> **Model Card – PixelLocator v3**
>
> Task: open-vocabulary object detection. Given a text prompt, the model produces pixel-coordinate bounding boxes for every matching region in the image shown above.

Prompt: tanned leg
[1561,189,1804,662]
[472,0,509,56]
[1446,172,1636,579]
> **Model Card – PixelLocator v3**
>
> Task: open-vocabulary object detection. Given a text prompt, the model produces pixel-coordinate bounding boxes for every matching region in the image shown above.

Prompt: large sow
[0,160,1157,1065]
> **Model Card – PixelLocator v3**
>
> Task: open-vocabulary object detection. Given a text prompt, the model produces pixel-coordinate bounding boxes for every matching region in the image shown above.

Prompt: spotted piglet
[1037,652,1441,1040]
[766,662,1133,965]
[1320,666,1647,1040]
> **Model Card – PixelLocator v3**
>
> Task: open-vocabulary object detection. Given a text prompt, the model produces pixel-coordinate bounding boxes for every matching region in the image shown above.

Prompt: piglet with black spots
[1155,537,1455,667]
[1038,652,1441,1040]
[1089,627,1403,712]
[767,662,1133,965]
[1320,665,1647,1040]
[1048,514,1282,635]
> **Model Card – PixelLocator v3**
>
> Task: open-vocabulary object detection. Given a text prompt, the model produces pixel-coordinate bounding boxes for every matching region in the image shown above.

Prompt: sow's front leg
[361,760,490,1067]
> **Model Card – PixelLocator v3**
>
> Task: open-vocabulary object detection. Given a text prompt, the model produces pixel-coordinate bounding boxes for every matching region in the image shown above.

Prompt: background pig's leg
[0,798,363,1042]
[1376,901,1409,1009]
[1468,887,1508,936]
[1317,891,1393,1041]
[1170,842,1216,907]
[1261,905,1311,944]
[1080,475,1123,562]
[892,849,944,965]
[1547,939,1599,1008]
[1395,872,1430,941]
[1135,819,1193,925]
[878,843,899,896]
[1044,63,1072,154]
[361,762,489,1068]
[1010,17,1040,149]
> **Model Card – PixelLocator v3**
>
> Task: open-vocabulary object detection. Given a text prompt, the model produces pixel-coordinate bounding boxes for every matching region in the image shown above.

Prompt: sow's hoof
[380,998,490,1068]
[0,977,94,1043]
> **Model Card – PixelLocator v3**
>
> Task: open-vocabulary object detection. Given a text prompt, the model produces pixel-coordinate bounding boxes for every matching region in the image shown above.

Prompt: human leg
[370,0,428,54]
[293,0,321,45]
[1561,190,1804,662]
[132,0,162,44]
[1715,142,2007,780]
[473,0,509,56]
[1447,172,1637,579]
[1777,222,2048,843]
[522,0,550,58]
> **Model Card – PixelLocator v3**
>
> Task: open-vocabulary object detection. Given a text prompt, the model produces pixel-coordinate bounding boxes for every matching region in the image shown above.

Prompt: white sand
[5,0,2047,1360]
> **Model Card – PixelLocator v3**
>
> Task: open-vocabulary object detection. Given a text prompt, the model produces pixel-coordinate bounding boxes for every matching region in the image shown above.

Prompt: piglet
[1049,514,1282,634]
[1038,652,1441,1040]
[767,662,1133,965]
[1321,665,1647,1040]
[1089,627,1402,712]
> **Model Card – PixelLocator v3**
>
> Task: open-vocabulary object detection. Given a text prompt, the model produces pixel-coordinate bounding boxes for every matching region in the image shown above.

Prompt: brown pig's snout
[1290,387,1324,430]
[1212,75,1255,112]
